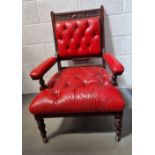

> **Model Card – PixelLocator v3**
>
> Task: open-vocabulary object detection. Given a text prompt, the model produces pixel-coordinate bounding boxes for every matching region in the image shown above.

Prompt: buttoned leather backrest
[55,17,101,58]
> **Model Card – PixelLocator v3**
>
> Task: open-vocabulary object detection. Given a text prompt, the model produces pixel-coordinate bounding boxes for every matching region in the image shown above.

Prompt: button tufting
[76,44,80,49]
[81,32,85,37]
[87,42,90,47]
[92,32,96,37]
[64,83,69,87]
[74,24,78,29]
[59,35,62,40]
[74,76,77,78]
[86,20,89,27]
[29,66,125,115]
[70,34,73,39]
[55,17,101,58]
[53,90,58,96]
[66,44,69,49]
[63,25,67,30]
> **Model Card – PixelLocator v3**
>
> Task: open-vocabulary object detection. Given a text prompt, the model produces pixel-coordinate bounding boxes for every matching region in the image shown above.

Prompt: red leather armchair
[29,6,125,143]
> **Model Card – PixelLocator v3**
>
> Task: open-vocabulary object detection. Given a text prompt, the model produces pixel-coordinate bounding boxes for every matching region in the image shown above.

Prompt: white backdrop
[22,0,132,94]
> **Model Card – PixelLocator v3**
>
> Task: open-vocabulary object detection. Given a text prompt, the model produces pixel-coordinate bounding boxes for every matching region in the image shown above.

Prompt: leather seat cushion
[29,66,125,115]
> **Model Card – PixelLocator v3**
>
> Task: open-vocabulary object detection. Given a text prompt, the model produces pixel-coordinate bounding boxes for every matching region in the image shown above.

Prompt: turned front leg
[114,112,123,142]
[35,116,48,143]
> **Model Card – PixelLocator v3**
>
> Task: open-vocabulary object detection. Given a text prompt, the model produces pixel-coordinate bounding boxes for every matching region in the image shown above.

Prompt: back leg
[114,112,123,142]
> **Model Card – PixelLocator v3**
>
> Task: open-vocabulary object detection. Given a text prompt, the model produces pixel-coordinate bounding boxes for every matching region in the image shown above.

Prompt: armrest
[30,56,57,80]
[103,53,124,75]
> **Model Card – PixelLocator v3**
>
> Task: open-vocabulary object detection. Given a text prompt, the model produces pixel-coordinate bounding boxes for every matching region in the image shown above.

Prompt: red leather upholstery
[55,17,101,58]
[29,66,125,115]
[30,57,57,80]
[103,53,124,75]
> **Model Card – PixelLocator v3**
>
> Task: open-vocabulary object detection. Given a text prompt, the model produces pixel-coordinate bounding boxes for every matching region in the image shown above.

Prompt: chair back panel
[55,17,101,58]
[51,6,105,61]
